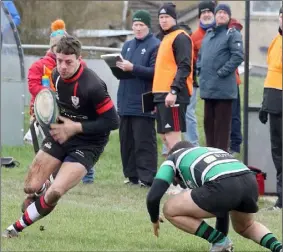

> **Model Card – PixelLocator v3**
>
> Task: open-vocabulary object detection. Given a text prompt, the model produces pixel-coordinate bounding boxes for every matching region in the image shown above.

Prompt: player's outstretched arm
[147,179,170,223]
[146,178,171,237]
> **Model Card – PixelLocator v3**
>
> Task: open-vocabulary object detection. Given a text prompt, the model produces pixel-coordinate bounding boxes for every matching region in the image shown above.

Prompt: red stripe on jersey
[24,211,33,225]
[63,65,84,83]
[96,97,111,109]
[73,82,79,97]
[96,99,114,115]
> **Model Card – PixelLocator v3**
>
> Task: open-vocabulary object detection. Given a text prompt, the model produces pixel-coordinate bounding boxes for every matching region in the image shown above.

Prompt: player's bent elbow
[146,195,155,207]
[110,117,120,130]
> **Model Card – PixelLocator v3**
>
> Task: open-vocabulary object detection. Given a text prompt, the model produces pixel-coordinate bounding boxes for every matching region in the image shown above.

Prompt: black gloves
[259,109,268,124]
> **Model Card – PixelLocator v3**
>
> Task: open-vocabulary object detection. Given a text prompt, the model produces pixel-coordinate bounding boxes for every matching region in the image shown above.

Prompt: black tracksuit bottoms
[119,116,157,185]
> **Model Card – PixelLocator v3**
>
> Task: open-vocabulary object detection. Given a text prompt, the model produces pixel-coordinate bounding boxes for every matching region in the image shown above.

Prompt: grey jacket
[197,25,244,100]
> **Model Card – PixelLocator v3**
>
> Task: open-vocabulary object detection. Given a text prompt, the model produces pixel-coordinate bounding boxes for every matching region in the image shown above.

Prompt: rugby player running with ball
[2,36,119,238]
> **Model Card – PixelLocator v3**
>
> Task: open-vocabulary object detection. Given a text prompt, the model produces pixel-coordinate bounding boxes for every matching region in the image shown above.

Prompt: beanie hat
[132,10,151,28]
[198,1,215,18]
[158,3,177,20]
[215,4,231,17]
[49,19,67,48]
[280,6,283,15]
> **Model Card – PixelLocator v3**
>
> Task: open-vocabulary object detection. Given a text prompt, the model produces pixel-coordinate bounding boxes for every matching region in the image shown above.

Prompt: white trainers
[209,237,234,252]
[2,227,18,238]
[123,178,130,184]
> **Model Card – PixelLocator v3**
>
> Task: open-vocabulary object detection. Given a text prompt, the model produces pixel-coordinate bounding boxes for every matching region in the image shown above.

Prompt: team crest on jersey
[71,96,80,109]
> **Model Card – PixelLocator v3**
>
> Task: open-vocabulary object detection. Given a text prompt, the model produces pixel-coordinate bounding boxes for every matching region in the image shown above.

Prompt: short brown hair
[168,141,194,156]
[56,35,82,58]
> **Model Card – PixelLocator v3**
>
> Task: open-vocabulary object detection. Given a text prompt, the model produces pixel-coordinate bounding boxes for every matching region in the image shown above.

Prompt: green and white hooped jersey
[155,147,250,189]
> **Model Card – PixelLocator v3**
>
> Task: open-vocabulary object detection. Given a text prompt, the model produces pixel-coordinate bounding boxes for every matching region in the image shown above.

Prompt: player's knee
[24,160,44,193]
[163,201,174,220]
[24,180,42,194]
[23,185,37,194]
[233,219,254,236]
[45,190,62,205]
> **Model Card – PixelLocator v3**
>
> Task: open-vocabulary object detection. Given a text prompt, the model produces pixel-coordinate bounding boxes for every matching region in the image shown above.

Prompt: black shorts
[156,103,187,134]
[191,172,259,217]
[41,136,106,171]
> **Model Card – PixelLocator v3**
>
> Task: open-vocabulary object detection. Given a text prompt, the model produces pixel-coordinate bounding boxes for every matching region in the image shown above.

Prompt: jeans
[82,167,95,183]
[230,86,242,153]
[161,87,199,155]
[184,87,199,146]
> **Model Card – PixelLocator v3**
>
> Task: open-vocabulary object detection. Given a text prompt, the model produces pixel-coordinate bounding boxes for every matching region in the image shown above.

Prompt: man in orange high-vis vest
[153,2,193,154]
[259,6,282,210]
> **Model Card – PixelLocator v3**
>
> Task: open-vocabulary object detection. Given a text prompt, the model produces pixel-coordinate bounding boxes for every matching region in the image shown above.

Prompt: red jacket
[28,51,56,115]
[28,51,87,115]
[191,26,206,63]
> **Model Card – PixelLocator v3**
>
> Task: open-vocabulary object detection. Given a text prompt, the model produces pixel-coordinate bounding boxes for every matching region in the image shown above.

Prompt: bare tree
[14,1,124,44]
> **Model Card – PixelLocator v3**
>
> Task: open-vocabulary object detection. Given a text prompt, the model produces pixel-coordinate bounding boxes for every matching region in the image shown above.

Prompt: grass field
[1,77,281,251]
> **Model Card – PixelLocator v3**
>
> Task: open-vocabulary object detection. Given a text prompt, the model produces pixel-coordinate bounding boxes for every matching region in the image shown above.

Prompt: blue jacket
[3,1,21,27]
[117,33,160,117]
[197,25,244,100]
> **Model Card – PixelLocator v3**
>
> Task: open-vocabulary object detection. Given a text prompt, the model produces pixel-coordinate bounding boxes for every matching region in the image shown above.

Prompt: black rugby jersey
[51,64,119,145]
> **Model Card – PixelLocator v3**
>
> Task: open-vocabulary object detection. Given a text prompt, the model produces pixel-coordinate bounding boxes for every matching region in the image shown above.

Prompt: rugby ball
[34,89,59,128]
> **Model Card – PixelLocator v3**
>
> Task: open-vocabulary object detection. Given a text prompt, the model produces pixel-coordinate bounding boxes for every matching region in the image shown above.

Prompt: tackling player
[146,141,282,252]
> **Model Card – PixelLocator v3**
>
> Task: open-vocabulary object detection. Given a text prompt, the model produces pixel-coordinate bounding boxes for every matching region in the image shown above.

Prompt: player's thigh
[24,150,62,191]
[48,146,100,195]
[48,161,86,196]
[163,190,215,219]
[230,211,254,233]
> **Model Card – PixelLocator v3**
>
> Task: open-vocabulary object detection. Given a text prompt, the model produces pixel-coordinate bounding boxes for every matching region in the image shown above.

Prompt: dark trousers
[119,116,157,185]
[230,86,242,153]
[269,113,282,207]
[204,99,233,236]
[204,99,233,152]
